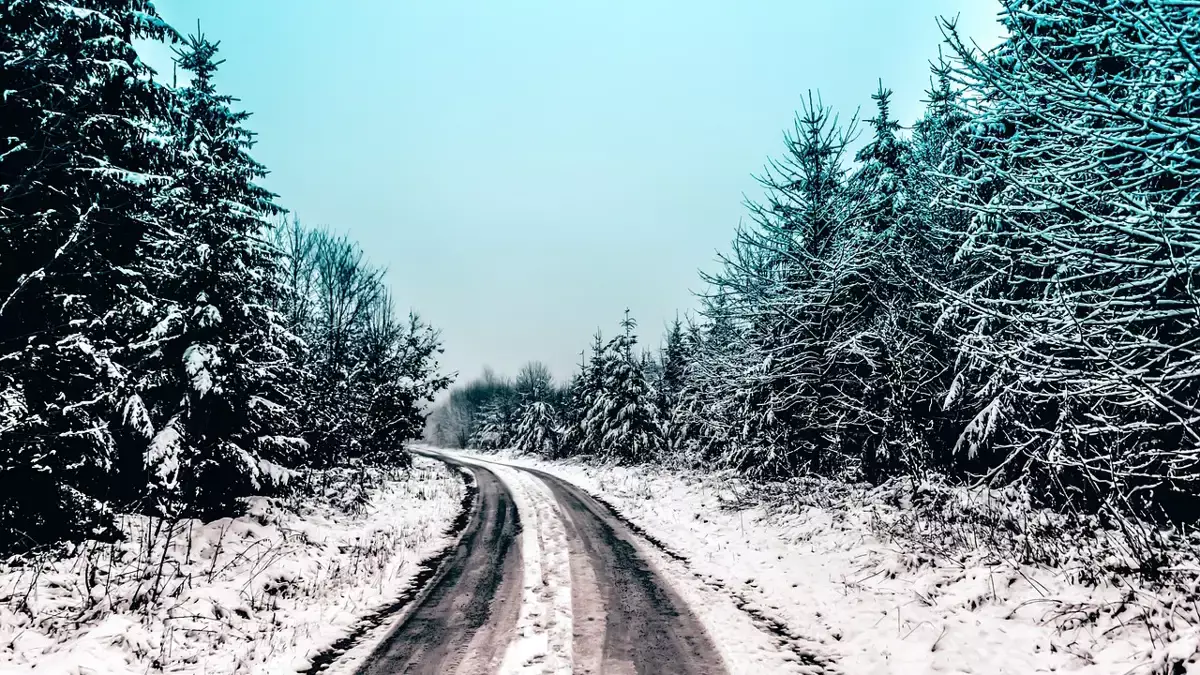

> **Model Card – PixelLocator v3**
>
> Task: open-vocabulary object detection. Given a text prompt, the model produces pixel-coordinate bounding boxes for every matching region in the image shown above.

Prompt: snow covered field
[461,450,1200,675]
[0,455,464,675]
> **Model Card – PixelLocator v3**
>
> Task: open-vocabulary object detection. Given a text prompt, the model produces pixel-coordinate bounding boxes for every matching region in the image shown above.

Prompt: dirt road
[355,450,727,675]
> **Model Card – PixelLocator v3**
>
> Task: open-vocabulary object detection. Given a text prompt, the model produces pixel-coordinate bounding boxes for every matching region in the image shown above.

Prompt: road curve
[357,456,523,675]
[356,449,729,675]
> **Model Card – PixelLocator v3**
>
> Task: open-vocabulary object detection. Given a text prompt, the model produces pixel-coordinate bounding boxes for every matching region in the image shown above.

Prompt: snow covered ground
[0,455,465,675]
[459,449,1200,675]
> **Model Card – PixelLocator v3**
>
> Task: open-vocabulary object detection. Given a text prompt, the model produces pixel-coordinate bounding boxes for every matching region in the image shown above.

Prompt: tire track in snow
[486,464,574,674]
[524,465,837,675]
[434,450,734,674]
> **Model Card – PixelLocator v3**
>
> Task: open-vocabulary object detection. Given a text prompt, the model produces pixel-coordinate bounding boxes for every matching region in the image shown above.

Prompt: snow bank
[0,455,464,674]
[464,449,1200,675]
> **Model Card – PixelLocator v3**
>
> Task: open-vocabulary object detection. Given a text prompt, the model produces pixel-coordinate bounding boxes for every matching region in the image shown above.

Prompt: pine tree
[586,311,662,464]
[472,396,519,450]
[514,400,559,457]
[0,0,179,546]
[703,94,859,477]
[911,49,970,205]
[852,83,908,234]
[657,316,691,453]
[673,304,742,467]
[942,1,1200,521]
[513,366,559,457]
[558,351,592,457]
[131,29,301,516]
[904,53,977,477]
[834,82,930,481]
[576,331,611,456]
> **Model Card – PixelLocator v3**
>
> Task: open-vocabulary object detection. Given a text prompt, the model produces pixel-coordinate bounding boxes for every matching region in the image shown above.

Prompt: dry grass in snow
[0,454,464,675]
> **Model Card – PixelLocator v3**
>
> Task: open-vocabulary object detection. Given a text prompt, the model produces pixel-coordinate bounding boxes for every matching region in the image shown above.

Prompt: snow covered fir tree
[0,3,449,552]
[585,311,662,464]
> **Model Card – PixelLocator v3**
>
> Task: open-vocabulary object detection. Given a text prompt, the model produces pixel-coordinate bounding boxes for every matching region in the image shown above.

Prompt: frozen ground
[0,455,464,675]
[459,449,1200,675]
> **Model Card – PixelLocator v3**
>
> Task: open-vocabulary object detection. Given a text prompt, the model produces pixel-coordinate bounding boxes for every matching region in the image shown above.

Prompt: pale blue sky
[142,0,1002,385]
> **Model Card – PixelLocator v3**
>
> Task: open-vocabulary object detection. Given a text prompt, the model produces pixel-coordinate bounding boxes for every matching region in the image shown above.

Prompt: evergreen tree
[656,316,691,453]
[852,83,908,234]
[513,366,559,457]
[703,95,858,477]
[0,0,179,546]
[586,312,662,463]
[835,82,931,481]
[672,309,741,467]
[133,29,302,516]
[472,396,519,450]
[0,5,450,554]
[905,53,978,477]
[558,351,592,457]
[514,400,559,457]
[576,331,611,456]
[942,1,1200,522]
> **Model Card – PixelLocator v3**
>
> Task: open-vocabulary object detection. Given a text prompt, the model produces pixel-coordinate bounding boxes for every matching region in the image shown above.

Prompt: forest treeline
[0,3,449,552]
[429,0,1200,570]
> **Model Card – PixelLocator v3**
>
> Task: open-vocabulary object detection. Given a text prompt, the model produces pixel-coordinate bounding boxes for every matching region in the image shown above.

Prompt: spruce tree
[513,369,560,458]
[577,331,611,456]
[657,317,691,453]
[673,305,741,466]
[133,29,300,516]
[586,312,662,464]
[836,82,927,481]
[0,0,179,546]
[472,396,519,450]
[558,350,592,457]
[942,1,1200,520]
[906,55,976,477]
[703,95,858,477]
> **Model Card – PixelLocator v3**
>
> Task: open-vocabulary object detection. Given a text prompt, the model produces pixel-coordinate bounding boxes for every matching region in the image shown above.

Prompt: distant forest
[428,1,1200,572]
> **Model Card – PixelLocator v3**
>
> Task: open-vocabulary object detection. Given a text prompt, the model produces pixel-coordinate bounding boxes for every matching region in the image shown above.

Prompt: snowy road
[355,458,524,674]
[352,450,732,675]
